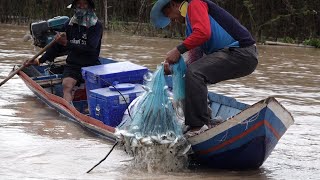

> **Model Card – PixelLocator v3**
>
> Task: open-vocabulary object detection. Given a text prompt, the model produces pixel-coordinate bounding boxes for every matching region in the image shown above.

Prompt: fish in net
[115,57,191,172]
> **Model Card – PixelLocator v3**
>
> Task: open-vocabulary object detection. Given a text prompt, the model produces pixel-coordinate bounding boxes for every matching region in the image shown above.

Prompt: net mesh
[115,57,189,172]
[117,59,184,138]
[171,56,186,102]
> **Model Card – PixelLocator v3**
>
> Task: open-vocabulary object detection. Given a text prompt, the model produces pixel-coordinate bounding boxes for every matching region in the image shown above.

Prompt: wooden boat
[189,93,294,169]
[16,58,294,170]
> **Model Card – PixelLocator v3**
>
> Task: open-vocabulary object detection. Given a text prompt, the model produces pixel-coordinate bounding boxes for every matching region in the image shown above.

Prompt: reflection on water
[0,24,319,179]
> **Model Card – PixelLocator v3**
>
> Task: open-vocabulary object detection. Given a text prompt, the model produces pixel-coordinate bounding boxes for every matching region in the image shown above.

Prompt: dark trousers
[185,45,258,127]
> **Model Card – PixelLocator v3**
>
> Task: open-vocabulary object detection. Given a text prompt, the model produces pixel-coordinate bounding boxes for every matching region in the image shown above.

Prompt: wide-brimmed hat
[150,0,171,29]
[67,0,95,9]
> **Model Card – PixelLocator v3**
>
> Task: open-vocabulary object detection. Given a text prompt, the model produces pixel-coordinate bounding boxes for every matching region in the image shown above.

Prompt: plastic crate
[81,61,148,95]
[88,83,145,127]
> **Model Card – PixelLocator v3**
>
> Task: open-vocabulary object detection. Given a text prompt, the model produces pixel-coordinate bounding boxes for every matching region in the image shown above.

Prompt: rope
[86,141,119,173]
[99,78,134,121]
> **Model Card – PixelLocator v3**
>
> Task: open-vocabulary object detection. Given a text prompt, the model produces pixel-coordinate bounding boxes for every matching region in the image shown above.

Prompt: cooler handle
[81,71,98,84]
[95,104,101,117]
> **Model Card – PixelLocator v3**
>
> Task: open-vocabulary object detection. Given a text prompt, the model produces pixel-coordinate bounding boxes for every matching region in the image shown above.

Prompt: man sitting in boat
[150,0,258,136]
[27,0,102,103]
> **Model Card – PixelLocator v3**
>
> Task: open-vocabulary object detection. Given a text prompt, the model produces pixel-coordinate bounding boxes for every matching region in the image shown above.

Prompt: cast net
[115,57,190,172]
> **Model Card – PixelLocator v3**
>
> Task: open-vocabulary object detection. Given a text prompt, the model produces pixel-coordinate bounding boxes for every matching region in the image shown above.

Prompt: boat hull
[188,97,294,169]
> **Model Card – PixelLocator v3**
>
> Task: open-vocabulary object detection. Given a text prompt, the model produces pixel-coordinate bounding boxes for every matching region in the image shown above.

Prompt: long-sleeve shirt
[39,19,102,67]
[178,0,255,55]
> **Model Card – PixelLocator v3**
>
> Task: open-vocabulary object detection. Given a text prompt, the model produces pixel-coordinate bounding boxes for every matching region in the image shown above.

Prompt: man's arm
[39,43,67,63]
[38,22,69,63]
[177,0,211,54]
[186,47,203,65]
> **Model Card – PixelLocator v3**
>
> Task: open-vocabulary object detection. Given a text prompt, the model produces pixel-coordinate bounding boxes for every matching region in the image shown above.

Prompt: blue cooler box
[88,83,145,127]
[82,61,148,95]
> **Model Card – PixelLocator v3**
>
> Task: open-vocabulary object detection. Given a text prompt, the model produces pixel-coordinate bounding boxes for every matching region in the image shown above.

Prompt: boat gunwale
[188,97,294,144]
[17,70,117,141]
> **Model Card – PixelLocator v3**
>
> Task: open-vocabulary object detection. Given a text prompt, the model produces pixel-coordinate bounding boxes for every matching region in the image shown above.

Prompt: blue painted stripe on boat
[192,136,268,169]
[264,107,288,135]
[192,107,287,155]
[196,124,279,159]
[193,118,267,156]
[192,109,267,150]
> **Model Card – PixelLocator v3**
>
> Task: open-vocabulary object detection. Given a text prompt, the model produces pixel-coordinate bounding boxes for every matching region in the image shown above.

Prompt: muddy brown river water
[0,24,319,179]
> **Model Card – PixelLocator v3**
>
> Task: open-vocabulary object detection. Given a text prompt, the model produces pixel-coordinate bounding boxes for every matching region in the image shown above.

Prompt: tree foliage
[0,0,319,42]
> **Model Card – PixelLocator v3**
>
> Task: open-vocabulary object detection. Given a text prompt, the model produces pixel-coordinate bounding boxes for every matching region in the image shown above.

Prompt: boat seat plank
[210,102,221,118]
[216,105,242,120]
[208,92,249,110]
[208,92,249,119]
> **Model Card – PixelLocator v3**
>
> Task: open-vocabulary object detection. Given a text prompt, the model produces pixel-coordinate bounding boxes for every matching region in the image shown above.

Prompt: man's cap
[67,0,95,9]
[150,0,171,29]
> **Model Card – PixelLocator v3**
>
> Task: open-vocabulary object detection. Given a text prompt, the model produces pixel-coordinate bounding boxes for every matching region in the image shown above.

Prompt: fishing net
[115,57,190,172]
[171,56,187,121]
[171,56,186,101]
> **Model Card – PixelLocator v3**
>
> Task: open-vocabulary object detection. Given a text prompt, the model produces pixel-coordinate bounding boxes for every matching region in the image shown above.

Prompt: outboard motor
[30,16,69,48]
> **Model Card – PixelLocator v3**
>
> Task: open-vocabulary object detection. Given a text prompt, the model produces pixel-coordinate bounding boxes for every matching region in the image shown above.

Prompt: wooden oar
[0,37,58,87]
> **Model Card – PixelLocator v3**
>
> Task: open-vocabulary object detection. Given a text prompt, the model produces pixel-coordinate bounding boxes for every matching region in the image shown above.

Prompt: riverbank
[107,21,185,39]
[262,41,315,48]
[107,22,320,48]
[2,22,318,48]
